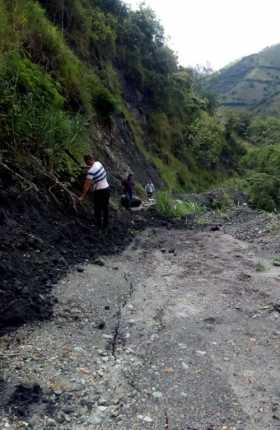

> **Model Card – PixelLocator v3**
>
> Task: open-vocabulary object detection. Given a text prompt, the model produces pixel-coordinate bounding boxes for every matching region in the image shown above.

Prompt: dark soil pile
[0,180,148,334]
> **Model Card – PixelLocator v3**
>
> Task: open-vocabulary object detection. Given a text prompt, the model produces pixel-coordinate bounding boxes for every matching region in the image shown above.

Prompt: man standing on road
[145,179,155,199]
[79,155,110,229]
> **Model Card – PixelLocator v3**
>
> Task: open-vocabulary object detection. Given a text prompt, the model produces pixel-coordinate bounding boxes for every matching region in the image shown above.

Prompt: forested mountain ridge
[205,44,280,115]
[0,0,242,195]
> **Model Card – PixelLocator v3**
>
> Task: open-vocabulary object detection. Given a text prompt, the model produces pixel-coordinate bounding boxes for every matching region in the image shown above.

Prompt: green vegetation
[204,43,280,115]
[215,109,280,213]
[256,262,267,272]
[248,116,280,146]
[273,256,280,267]
[156,191,204,218]
[235,118,280,211]
[3,0,280,217]
[0,0,242,191]
[190,111,226,168]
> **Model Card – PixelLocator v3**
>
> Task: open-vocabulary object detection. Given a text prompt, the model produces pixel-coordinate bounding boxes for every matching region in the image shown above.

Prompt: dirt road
[1,226,280,430]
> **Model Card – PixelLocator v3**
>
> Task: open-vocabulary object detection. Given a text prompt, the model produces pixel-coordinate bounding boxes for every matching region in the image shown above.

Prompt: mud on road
[1,225,280,430]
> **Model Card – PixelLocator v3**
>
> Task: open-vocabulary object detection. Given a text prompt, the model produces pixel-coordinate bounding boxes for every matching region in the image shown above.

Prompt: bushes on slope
[0,53,88,175]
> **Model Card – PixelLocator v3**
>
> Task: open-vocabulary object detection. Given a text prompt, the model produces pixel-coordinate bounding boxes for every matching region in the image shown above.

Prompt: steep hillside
[0,0,247,330]
[205,44,280,115]
[0,0,240,194]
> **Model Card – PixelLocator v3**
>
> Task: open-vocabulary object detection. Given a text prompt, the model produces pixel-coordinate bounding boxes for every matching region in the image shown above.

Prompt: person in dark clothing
[122,174,134,208]
[79,155,110,229]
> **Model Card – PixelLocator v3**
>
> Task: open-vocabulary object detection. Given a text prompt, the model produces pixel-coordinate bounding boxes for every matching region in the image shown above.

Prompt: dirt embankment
[0,163,174,335]
[0,180,145,333]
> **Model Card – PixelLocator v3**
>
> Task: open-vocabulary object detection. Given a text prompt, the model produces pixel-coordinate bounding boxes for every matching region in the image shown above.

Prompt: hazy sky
[126,0,280,70]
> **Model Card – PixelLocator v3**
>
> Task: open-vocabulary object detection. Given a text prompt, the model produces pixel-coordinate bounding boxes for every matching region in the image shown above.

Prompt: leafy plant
[0,52,88,175]
[245,173,280,212]
[156,191,204,218]
[0,0,242,193]
[189,111,226,169]
[248,116,280,146]
[256,262,267,272]
[273,256,280,267]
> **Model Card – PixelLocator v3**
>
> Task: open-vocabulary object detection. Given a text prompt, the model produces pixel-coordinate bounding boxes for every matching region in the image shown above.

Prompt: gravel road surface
[1,226,280,430]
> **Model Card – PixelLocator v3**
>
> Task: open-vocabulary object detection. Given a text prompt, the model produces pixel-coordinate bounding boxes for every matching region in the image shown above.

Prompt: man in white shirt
[145,180,155,199]
[79,155,110,229]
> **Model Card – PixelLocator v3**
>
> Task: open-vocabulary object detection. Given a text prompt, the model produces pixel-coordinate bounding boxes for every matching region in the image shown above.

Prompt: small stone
[143,416,153,423]
[182,362,189,370]
[80,367,91,375]
[56,413,66,424]
[163,367,174,374]
[94,258,105,267]
[97,321,106,330]
[103,334,113,340]
[152,391,163,399]
[46,418,56,427]
[196,350,207,356]
[111,408,120,418]
[98,406,108,412]
[87,416,103,425]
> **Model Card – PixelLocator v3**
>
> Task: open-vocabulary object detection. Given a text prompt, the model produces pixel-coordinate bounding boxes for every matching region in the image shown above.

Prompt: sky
[125,0,280,70]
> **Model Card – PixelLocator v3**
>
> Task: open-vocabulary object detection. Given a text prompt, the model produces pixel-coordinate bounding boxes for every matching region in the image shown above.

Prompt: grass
[155,191,204,218]
[273,257,280,267]
[256,262,267,272]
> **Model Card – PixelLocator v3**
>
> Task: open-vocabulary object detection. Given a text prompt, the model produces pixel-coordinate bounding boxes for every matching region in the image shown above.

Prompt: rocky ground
[1,204,280,430]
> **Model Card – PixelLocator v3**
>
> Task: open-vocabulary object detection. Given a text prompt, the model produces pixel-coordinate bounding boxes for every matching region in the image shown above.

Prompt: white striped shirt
[87,161,109,190]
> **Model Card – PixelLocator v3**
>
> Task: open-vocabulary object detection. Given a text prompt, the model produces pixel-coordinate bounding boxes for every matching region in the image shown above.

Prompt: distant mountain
[205,44,280,115]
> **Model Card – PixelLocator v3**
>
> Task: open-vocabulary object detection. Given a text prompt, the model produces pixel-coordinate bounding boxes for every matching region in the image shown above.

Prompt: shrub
[0,53,88,176]
[248,116,280,146]
[190,111,226,168]
[245,173,280,212]
[242,144,280,177]
[156,191,204,218]
[0,0,11,53]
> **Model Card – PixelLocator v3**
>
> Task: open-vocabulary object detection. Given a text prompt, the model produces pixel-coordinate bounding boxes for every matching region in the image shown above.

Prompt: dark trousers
[126,190,133,207]
[93,188,110,228]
